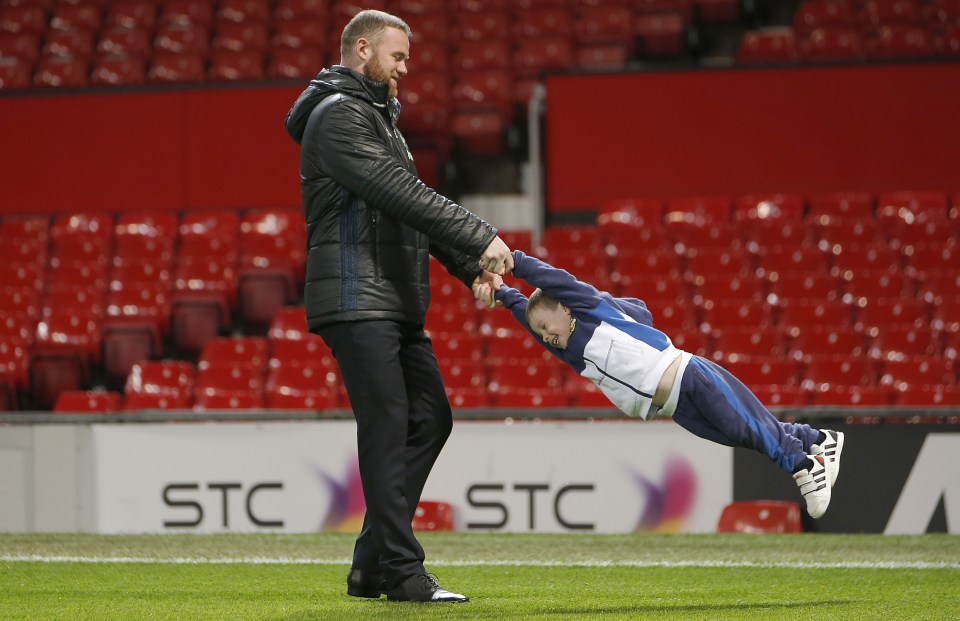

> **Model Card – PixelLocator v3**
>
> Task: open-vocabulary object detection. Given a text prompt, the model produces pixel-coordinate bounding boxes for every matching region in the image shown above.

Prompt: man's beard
[364,53,398,99]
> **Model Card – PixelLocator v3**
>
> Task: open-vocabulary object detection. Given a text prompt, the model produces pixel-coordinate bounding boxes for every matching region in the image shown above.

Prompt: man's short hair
[525,288,560,327]
[340,9,412,60]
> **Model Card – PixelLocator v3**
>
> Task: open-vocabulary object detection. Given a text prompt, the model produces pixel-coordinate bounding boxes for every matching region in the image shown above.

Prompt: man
[284,9,510,604]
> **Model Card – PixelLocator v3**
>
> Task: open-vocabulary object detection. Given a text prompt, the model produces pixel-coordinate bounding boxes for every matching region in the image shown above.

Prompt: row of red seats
[739,0,960,62]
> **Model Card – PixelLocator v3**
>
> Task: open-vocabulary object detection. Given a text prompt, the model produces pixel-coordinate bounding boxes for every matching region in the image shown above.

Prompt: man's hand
[479,236,514,276]
[472,271,503,309]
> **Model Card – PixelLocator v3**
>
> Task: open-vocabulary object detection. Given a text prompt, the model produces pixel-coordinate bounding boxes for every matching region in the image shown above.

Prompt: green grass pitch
[2,532,958,620]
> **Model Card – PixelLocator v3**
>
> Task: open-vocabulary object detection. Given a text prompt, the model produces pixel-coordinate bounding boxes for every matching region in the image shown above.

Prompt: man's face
[528,304,572,350]
[362,26,409,99]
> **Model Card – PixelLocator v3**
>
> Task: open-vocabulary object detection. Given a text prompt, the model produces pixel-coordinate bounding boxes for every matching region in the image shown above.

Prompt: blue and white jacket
[495,251,692,420]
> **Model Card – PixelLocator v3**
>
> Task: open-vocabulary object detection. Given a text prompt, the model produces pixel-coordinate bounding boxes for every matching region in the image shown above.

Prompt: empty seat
[105,1,158,30]
[737,29,798,63]
[803,356,876,387]
[634,11,688,58]
[54,390,122,413]
[98,26,154,57]
[451,39,511,71]
[0,5,48,35]
[867,25,933,58]
[574,5,633,46]
[717,500,802,533]
[124,360,195,410]
[0,337,29,401]
[683,247,752,277]
[512,36,574,77]
[199,336,269,370]
[271,17,326,49]
[432,330,484,361]
[0,55,32,88]
[437,358,486,390]
[734,194,805,225]
[754,244,829,279]
[778,298,853,330]
[789,327,868,360]
[446,386,490,408]
[842,269,913,301]
[91,55,146,85]
[237,209,306,325]
[273,0,329,20]
[798,27,867,60]
[102,287,170,382]
[743,218,813,251]
[148,51,205,83]
[494,387,570,408]
[855,298,929,333]
[451,68,510,114]
[894,384,960,406]
[828,243,901,275]
[194,361,265,410]
[170,257,237,353]
[0,313,35,347]
[268,46,323,78]
[217,0,271,23]
[30,311,101,408]
[42,29,95,60]
[700,299,774,333]
[793,0,856,34]
[265,361,339,410]
[49,3,101,32]
[711,327,788,360]
[868,326,941,360]
[267,306,309,341]
[179,209,240,262]
[453,10,511,42]
[160,1,214,28]
[209,49,264,80]
[488,358,565,391]
[33,55,89,87]
[750,384,810,407]
[807,192,875,219]
[876,190,949,227]
[693,273,766,305]
[0,261,44,291]
[268,335,334,368]
[766,272,841,302]
[807,383,892,406]
[665,196,731,224]
[879,356,955,392]
[812,216,884,247]
[114,212,178,262]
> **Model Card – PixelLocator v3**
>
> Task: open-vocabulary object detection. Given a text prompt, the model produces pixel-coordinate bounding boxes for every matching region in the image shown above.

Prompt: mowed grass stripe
[2,555,959,570]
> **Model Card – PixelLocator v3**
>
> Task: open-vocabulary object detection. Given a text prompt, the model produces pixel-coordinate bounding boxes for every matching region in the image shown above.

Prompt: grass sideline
[2,533,958,620]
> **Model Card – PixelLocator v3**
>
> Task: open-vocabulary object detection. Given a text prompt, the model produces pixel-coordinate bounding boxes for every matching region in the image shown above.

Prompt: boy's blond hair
[524,288,561,327]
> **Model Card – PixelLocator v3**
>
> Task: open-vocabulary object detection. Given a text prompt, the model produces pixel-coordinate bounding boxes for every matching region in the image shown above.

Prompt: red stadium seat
[0,336,29,393]
[265,361,339,410]
[931,294,960,334]
[790,326,869,361]
[450,108,508,155]
[446,386,490,408]
[567,378,618,409]
[426,301,479,335]
[271,17,326,50]
[0,312,35,347]
[643,297,697,332]
[388,0,447,14]
[268,334,334,369]
[194,362,265,410]
[711,327,788,361]
[209,50,264,80]
[682,247,752,277]
[665,196,732,224]
[854,298,929,333]
[887,219,958,250]
[159,0,214,27]
[812,216,884,247]
[693,273,765,306]
[110,259,174,293]
[633,11,688,58]
[876,191,949,227]
[432,331,484,362]
[904,244,960,279]
[268,306,310,341]
[273,0,329,21]
[170,257,237,353]
[807,192,875,219]
[489,358,565,391]
[212,20,268,52]
[0,55,32,88]
[753,244,829,279]
[437,358,486,390]
[0,261,44,291]
[33,55,89,88]
[30,311,101,408]
[669,329,712,357]
[237,209,306,326]
[717,500,802,533]
[861,0,922,29]
[124,360,195,410]
[808,384,892,406]
[451,39,511,71]
[798,27,867,60]
[575,41,630,68]
[894,384,960,406]
[494,388,570,408]
[0,5,48,35]
[734,193,805,225]
[102,286,170,381]
[700,299,773,333]
[793,0,856,34]
[750,385,810,407]
[879,356,955,391]
[842,270,913,301]
[868,326,941,360]
[114,212,178,262]
[486,334,552,364]
[766,272,841,302]
[721,357,802,388]
[828,243,901,276]
[42,29,95,60]
[154,23,210,55]
[451,69,510,115]
[148,52,205,83]
[403,11,451,43]
[91,55,146,85]
[669,221,743,250]
[198,336,269,371]
[513,7,574,39]
[216,0,270,24]
[53,390,122,413]
[867,25,933,58]
[574,5,633,46]
[778,299,854,331]
[0,286,41,322]
[268,47,323,78]
[49,3,100,32]
[737,29,798,63]
[453,10,511,42]
[105,1,157,30]
[512,36,575,77]
[412,500,453,531]
[803,355,876,387]
[42,286,105,319]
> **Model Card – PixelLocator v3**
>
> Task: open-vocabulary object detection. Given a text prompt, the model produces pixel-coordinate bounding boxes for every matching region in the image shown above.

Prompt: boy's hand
[472,272,503,309]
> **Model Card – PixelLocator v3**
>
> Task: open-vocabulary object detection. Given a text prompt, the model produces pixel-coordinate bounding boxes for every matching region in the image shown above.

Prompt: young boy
[473,250,844,519]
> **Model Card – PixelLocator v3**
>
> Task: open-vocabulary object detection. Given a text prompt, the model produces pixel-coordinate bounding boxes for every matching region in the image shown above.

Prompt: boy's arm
[612,296,655,326]
[509,250,603,313]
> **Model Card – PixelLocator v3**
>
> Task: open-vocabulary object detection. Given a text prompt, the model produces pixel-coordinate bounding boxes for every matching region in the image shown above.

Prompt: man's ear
[562,305,571,315]
[356,37,370,60]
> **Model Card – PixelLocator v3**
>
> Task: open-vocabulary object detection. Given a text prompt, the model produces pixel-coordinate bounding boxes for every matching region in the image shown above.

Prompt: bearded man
[284,9,511,604]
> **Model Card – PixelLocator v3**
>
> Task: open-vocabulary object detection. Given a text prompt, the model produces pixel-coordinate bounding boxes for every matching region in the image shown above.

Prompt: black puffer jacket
[285,66,498,332]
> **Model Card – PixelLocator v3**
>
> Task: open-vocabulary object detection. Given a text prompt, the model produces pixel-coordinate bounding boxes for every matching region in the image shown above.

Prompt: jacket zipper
[371,209,380,282]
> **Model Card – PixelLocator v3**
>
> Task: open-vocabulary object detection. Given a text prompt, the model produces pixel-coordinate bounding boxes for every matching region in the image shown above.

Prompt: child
[474,250,844,519]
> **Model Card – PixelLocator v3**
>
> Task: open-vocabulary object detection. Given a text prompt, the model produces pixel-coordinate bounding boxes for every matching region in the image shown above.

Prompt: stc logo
[162,482,284,528]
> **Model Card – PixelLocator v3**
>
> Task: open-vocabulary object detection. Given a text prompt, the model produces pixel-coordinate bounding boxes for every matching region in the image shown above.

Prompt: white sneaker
[793,454,831,519]
[812,429,844,488]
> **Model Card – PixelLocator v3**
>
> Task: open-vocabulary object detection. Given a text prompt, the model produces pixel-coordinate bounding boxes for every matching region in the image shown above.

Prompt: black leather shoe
[346,569,386,598]
[386,573,469,603]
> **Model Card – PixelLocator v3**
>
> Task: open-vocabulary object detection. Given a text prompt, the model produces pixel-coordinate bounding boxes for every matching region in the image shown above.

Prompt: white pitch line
[1,556,958,570]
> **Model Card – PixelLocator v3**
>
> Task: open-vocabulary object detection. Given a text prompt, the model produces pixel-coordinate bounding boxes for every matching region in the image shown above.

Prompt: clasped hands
[472,235,511,309]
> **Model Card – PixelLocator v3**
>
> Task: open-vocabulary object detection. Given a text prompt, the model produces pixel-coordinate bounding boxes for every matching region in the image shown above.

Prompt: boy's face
[528,304,573,350]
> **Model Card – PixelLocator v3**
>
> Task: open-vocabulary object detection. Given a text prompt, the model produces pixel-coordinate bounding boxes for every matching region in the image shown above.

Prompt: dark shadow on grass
[270,599,856,620]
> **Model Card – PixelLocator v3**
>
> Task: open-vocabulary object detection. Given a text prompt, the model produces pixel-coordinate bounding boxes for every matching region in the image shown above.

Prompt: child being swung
[474,250,844,519]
